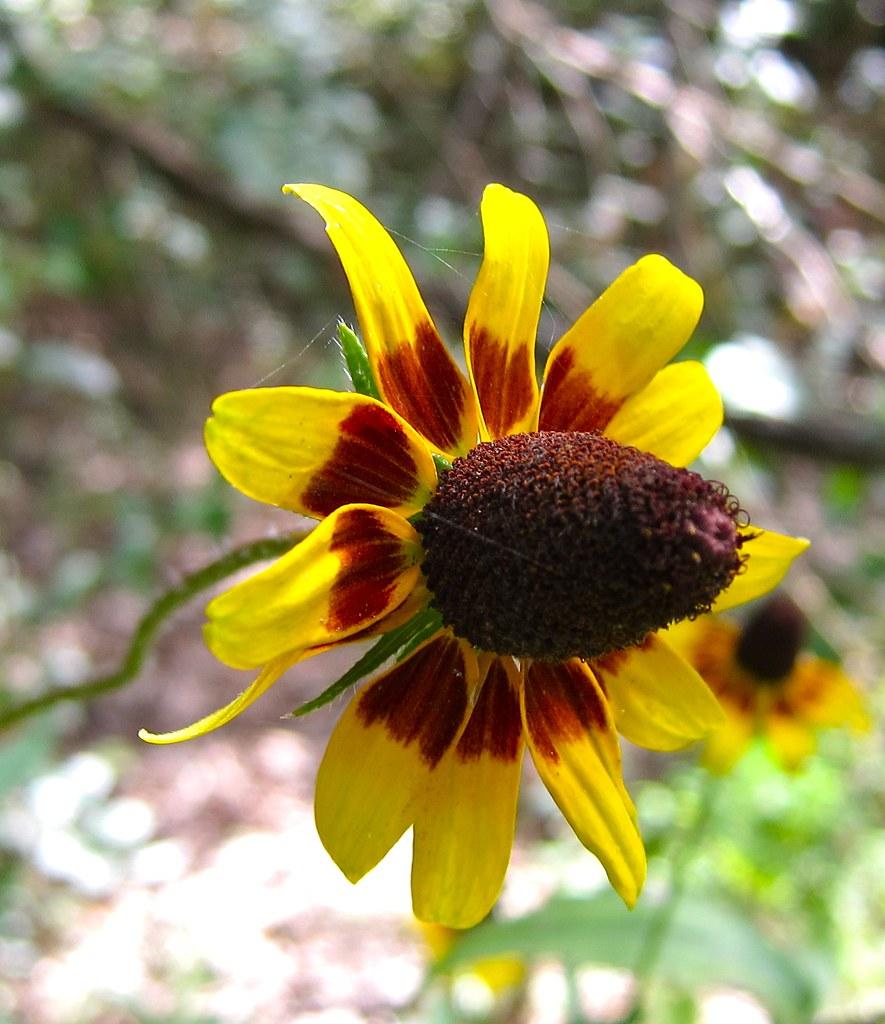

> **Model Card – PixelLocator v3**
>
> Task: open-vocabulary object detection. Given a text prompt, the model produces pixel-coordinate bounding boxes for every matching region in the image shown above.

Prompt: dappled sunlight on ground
[9,728,425,1023]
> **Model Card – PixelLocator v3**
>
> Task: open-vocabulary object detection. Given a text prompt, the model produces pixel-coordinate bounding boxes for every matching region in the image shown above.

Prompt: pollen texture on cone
[418,431,746,661]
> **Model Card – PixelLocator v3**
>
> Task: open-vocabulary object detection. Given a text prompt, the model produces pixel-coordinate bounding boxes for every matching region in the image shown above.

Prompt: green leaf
[0,719,54,797]
[337,320,380,399]
[435,891,824,1024]
[287,606,442,717]
[823,465,866,523]
[423,990,460,1024]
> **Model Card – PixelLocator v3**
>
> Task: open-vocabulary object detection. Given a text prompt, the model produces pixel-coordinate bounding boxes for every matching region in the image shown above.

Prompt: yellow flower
[420,921,526,996]
[140,184,808,927]
[668,594,869,773]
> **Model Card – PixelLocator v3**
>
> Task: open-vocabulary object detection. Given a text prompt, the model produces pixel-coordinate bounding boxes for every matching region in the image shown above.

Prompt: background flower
[668,594,870,772]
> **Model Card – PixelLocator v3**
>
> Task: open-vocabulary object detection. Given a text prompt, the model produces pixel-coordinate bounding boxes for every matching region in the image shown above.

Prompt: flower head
[140,184,809,927]
[668,594,869,772]
[419,920,526,999]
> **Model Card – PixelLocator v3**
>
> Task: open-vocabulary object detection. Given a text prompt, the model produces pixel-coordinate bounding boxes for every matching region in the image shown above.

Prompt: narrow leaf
[288,606,442,717]
[395,607,443,662]
[338,320,380,399]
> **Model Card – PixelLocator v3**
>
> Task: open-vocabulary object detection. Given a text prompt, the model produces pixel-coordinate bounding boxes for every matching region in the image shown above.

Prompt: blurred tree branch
[2,14,478,324]
[0,534,305,732]
[488,0,885,224]
[725,411,885,469]
[487,0,877,349]
[1,16,327,256]
[3,13,882,473]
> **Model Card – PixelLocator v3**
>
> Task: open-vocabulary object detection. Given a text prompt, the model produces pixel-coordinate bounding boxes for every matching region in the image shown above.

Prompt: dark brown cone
[418,431,747,661]
[734,594,806,682]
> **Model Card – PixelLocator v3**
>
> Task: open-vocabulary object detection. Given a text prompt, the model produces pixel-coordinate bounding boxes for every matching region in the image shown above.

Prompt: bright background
[0,0,882,1022]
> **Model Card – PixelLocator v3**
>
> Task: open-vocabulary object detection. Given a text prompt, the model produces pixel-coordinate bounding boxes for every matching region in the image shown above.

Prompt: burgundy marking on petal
[523,660,608,763]
[739,693,756,713]
[302,404,421,516]
[683,623,740,700]
[591,635,654,679]
[539,347,623,433]
[327,507,411,633]
[456,659,523,763]
[469,325,535,438]
[726,690,754,714]
[790,670,824,712]
[356,635,469,767]
[375,321,469,452]
[772,697,792,717]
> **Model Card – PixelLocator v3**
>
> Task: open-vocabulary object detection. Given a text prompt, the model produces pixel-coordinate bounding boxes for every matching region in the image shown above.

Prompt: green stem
[0,533,308,731]
[626,772,719,1022]
[565,963,585,1024]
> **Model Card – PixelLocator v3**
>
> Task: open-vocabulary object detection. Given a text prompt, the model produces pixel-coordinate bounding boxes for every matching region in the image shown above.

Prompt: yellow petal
[764,713,817,772]
[297,579,432,662]
[204,504,421,669]
[784,658,871,732]
[714,529,810,613]
[465,957,527,994]
[521,660,646,906]
[285,184,478,457]
[315,631,478,882]
[604,361,723,467]
[419,924,526,991]
[464,185,547,439]
[664,616,740,694]
[138,650,301,744]
[205,387,437,518]
[412,658,525,927]
[592,633,725,751]
[539,255,703,433]
[701,700,755,774]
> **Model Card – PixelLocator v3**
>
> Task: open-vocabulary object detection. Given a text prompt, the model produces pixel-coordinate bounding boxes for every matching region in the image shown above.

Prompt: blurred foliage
[0,0,882,1021]
[436,890,823,1022]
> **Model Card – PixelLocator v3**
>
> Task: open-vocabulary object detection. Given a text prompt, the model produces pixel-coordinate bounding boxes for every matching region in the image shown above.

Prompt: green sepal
[432,452,453,475]
[337,320,380,399]
[287,605,443,718]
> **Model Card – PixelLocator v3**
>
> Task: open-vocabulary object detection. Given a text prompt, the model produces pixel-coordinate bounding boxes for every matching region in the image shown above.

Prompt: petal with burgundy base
[204,504,421,670]
[539,255,703,434]
[412,657,525,927]
[464,185,547,439]
[521,659,646,906]
[285,184,478,457]
[205,387,437,519]
[314,632,479,882]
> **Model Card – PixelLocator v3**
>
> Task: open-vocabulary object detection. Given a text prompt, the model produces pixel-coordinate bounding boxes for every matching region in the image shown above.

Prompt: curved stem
[627,772,720,1021]
[0,533,308,731]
